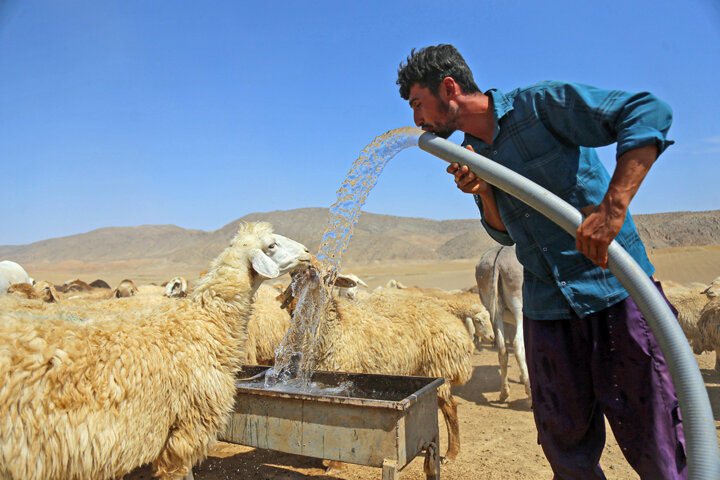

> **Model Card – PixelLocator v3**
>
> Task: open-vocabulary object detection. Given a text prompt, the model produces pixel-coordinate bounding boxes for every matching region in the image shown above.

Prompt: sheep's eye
[268,242,277,249]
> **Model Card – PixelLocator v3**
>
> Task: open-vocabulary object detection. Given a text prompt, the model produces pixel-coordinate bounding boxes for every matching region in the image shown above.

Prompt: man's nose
[413,110,423,127]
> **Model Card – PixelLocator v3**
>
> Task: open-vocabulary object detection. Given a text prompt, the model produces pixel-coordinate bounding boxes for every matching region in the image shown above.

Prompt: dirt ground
[125,346,720,480]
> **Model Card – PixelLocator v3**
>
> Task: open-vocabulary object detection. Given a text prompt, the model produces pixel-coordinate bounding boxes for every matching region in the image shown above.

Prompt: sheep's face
[260,234,312,278]
[164,277,187,298]
[472,310,494,343]
[703,277,720,299]
[223,223,311,281]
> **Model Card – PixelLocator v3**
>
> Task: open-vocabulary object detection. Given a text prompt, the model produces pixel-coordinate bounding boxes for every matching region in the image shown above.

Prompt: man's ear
[441,77,457,99]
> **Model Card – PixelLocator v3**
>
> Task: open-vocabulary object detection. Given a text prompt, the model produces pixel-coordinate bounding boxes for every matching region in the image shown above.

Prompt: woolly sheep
[373,284,494,350]
[164,276,188,298]
[282,266,474,464]
[245,282,291,365]
[6,281,60,303]
[334,272,368,299]
[662,280,715,350]
[0,222,311,480]
[110,278,139,298]
[0,260,32,295]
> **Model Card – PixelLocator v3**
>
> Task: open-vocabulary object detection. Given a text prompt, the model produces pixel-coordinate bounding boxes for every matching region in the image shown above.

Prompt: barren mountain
[2,208,719,277]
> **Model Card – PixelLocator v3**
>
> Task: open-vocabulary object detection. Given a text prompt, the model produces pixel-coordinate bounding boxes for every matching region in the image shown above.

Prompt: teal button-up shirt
[464,81,673,319]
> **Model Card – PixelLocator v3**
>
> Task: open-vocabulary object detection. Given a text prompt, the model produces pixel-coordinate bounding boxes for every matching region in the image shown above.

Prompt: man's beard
[432,98,459,139]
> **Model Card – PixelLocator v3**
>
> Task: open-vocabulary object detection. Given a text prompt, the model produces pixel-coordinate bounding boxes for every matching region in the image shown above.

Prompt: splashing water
[265,127,423,388]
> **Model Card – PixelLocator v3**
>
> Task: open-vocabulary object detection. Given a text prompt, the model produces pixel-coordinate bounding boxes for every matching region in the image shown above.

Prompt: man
[396,44,685,479]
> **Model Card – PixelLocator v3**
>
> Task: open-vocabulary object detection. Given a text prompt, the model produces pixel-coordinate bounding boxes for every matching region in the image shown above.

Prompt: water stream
[262,127,422,391]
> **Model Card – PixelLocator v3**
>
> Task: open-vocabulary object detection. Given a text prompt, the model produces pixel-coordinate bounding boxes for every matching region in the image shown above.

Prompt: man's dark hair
[396,44,480,100]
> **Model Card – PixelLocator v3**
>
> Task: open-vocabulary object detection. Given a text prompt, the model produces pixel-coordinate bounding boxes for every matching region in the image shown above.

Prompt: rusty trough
[218,365,445,480]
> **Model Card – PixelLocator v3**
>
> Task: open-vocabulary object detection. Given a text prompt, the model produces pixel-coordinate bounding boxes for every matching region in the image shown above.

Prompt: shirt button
[560,281,566,286]
[542,247,548,252]
[524,213,530,218]
[493,150,498,155]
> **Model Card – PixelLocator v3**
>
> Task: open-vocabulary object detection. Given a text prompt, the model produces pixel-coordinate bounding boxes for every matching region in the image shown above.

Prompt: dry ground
[124,347,720,480]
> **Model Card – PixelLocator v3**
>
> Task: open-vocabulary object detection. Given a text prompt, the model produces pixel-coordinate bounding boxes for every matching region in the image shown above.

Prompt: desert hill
[2,208,720,286]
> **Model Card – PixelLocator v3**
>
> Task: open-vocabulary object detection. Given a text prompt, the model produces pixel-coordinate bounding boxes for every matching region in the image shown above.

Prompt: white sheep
[475,245,531,402]
[0,222,311,480]
[281,266,474,464]
[6,281,61,303]
[373,284,494,350]
[662,280,716,351]
[164,276,188,298]
[0,260,33,294]
[334,272,368,299]
[245,282,291,365]
[110,278,139,298]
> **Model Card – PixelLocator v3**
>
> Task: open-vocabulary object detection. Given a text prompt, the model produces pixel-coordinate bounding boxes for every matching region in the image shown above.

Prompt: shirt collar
[463,88,514,148]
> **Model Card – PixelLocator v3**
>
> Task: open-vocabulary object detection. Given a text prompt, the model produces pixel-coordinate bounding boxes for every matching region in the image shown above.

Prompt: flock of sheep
[0,227,719,480]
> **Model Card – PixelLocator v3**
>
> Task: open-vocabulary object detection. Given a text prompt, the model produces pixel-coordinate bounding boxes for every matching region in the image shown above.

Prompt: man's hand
[576,144,657,269]
[446,145,491,195]
[576,203,626,270]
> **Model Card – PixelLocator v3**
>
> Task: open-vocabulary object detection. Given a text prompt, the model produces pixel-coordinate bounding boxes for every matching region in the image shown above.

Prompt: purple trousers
[524,281,687,480]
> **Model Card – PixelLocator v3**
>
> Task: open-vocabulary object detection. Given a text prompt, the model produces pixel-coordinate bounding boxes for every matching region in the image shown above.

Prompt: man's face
[408,83,458,139]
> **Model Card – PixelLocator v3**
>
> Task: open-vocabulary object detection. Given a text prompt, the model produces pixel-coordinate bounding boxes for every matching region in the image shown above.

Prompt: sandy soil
[123,345,720,480]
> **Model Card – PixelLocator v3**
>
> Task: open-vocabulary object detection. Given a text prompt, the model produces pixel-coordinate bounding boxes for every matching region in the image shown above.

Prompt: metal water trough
[219,365,445,479]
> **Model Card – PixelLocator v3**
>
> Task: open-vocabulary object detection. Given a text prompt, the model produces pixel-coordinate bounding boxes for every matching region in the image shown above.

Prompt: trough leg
[382,458,399,480]
[423,441,440,480]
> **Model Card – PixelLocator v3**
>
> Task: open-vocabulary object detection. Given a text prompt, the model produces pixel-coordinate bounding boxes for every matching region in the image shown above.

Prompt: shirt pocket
[520,148,579,197]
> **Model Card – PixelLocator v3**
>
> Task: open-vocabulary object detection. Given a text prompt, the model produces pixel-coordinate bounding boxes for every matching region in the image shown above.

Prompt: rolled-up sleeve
[536,81,674,159]
[473,194,515,246]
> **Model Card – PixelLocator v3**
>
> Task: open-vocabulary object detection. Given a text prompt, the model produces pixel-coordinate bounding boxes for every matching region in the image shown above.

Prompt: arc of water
[267,127,421,387]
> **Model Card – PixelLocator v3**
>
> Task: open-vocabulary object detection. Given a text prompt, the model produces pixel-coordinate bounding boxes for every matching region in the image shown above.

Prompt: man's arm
[576,144,657,269]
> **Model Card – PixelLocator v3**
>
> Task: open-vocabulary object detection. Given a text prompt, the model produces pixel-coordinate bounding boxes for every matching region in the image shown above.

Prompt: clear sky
[1,0,718,246]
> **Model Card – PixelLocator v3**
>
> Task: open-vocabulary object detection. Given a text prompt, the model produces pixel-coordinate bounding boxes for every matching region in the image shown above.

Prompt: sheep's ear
[332,274,357,288]
[250,249,281,279]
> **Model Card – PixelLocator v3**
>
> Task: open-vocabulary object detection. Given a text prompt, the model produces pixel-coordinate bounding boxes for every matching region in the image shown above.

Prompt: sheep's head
[217,222,312,282]
[112,279,138,298]
[471,309,494,343]
[164,276,188,298]
[702,276,720,299]
[36,280,60,303]
[279,265,357,315]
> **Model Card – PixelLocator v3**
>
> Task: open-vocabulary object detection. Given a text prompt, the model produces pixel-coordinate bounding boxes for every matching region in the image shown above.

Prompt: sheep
[6,281,60,303]
[373,284,494,350]
[0,222,311,480]
[0,260,32,294]
[90,279,112,289]
[280,266,474,464]
[334,272,368,299]
[110,278,139,298]
[164,276,188,298]
[702,276,720,299]
[662,280,716,350]
[56,279,93,293]
[475,245,531,402]
[696,297,720,372]
[245,283,292,365]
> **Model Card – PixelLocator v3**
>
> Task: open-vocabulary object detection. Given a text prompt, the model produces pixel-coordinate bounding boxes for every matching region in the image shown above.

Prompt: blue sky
[1,0,718,246]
